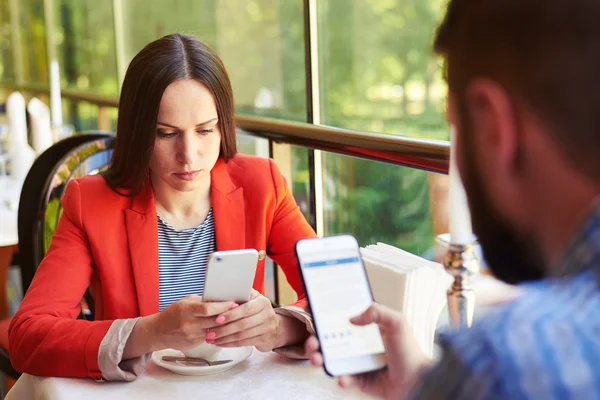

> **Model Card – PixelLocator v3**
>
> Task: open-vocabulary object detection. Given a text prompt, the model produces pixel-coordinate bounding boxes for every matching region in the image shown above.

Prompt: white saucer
[152,347,253,376]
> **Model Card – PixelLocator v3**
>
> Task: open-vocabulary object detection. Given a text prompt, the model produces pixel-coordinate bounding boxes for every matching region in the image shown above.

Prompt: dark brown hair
[103,33,237,196]
[434,0,600,181]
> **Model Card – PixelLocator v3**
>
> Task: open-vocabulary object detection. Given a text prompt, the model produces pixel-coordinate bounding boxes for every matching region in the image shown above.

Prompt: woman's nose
[176,135,196,165]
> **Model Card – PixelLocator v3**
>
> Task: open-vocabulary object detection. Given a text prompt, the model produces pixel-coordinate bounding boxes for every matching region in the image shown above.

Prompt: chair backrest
[18,133,115,296]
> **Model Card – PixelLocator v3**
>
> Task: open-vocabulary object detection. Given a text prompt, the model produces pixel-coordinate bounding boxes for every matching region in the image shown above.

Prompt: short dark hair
[103,33,237,196]
[434,0,600,181]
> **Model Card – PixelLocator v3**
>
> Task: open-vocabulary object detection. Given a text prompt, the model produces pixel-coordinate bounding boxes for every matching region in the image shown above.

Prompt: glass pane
[0,0,14,81]
[120,0,217,58]
[61,98,76,130]
[237,130,271,159]
[19,0,48,83]
[54,0,119,96]
[120,0,306,121]
[322,153,435,258]
[75,102,99,132]
[214,0,306,121]
[106,106,118,131]
[290,147,311,222]
[62,99,99,132]
[237,131,312,223]
[317,0,448,140]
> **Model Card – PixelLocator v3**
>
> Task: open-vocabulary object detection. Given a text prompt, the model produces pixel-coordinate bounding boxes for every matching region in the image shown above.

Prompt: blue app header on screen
[303,257,361,268]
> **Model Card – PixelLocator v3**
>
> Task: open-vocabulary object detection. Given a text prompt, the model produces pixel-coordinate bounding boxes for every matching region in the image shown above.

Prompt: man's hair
[434,0,600,182]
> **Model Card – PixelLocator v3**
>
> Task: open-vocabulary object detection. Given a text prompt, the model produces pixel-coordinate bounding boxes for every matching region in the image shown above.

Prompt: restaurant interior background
[0,0,450,304]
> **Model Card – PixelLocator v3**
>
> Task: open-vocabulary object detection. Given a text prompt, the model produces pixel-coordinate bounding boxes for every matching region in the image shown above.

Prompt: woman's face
[149,79,222,193]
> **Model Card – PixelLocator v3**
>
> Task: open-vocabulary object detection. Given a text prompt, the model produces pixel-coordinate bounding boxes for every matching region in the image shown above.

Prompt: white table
[0,176,19,321]
[6,351,369,400]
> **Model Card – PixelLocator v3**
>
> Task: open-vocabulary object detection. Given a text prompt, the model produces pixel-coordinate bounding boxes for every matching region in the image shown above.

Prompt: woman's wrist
[275,314,310,348]
[122,314,161,360]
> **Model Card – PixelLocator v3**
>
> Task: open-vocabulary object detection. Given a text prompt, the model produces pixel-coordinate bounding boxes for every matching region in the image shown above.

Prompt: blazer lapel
[211,159,246,251]
[125,182,160,316]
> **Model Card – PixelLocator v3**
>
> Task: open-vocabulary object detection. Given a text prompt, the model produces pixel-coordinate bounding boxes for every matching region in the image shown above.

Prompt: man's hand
[305,303,432,400]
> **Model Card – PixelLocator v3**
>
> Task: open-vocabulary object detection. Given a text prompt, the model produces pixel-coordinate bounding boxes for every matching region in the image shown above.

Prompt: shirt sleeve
[273,305,315,359]
[97,318,151,381]
[406,335,497,400]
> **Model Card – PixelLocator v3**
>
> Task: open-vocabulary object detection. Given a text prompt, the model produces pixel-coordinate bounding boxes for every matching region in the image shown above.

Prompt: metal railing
[0,81,450,174]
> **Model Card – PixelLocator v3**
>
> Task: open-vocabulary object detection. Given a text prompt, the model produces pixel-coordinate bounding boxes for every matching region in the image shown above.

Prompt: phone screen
[297,236,385,372]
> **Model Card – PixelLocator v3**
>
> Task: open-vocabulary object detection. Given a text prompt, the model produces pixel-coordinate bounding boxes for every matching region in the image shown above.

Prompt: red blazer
[9,155,316,379]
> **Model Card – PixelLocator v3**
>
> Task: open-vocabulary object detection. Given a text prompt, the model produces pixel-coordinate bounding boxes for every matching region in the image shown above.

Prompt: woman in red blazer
[8,34,317,381]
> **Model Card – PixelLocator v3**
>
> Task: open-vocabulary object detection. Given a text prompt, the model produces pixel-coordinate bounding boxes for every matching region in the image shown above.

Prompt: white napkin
[361,243,452,358]
[27,97,54,154]
[6,92,36,204]
[6,91,28,146]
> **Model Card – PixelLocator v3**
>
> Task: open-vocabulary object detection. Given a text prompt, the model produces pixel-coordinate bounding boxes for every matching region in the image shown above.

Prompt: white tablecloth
[0,177,19,247]
[7,351,369,400]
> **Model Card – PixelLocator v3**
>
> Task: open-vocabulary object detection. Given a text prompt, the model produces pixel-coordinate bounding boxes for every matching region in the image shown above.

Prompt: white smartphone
[296,234,387,377]
[202,249,259,303]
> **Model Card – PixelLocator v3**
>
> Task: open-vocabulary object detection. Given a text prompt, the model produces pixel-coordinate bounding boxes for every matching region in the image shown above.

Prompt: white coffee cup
[181,341,220,359]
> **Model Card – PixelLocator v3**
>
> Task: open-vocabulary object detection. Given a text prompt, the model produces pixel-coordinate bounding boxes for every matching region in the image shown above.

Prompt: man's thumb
[350,303,397,328]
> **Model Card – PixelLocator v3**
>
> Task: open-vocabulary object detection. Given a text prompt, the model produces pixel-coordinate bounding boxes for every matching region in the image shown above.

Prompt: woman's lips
[173,170,201,181]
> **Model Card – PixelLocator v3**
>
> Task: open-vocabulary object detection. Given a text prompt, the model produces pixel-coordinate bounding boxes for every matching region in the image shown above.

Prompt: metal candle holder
[443,242,480,329]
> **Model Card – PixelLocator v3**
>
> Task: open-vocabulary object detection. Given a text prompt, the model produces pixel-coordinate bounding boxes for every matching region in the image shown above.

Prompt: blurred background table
[0,176,19,320]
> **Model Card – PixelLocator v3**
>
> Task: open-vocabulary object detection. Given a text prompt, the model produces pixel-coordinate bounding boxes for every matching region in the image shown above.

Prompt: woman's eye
[157,131,176,138]
[198,129,215,135]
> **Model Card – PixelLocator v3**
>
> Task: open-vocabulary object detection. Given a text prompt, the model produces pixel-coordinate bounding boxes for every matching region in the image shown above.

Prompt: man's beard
[459,123,546,284]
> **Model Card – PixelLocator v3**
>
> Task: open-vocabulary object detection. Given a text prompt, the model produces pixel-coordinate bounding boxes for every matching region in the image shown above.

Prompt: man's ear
[464,79,521,176]
[447,93,457,125]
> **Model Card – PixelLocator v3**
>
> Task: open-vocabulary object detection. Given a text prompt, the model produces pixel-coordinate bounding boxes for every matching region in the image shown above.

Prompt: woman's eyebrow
[156,118,218,129]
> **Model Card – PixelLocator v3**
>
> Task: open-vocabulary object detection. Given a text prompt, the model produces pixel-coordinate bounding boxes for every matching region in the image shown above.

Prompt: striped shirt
[157,209,216,311]
[409,204,600,400]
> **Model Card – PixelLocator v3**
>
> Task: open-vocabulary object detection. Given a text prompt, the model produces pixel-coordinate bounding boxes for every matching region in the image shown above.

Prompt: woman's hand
[209,290,307,352]
[123,295,235,359]
[150,295,236,351]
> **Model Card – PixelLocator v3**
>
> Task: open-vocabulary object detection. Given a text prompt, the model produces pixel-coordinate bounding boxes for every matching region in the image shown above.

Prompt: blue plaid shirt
[409,204,600,399]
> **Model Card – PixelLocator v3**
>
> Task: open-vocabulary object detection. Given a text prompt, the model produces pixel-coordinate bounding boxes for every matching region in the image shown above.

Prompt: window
[318,0,447,139]
[316,0,448,256]
[0,0,13,81]
[53,0,119,96]
[19,0,48,84]
[120,0,306,121]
